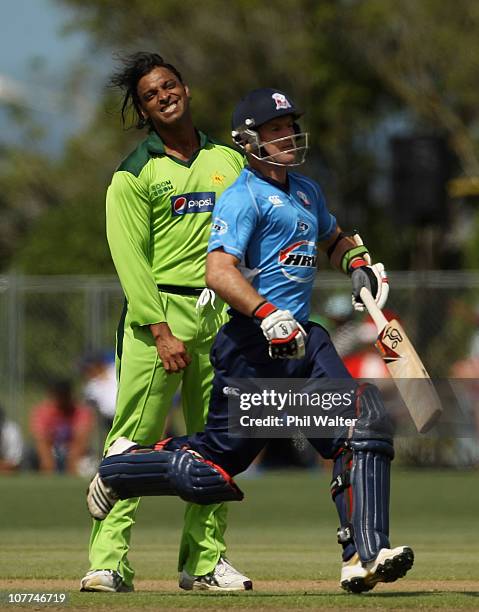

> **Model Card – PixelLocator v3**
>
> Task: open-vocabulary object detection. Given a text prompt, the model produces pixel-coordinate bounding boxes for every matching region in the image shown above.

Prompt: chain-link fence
[0,276,124,434]
[1,272,479,465]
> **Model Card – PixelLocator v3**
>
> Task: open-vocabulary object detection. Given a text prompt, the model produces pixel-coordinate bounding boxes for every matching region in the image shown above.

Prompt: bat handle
[359,287,388,331]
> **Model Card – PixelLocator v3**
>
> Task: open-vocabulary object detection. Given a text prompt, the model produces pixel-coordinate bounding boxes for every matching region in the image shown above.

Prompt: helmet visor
[253,132,309,167]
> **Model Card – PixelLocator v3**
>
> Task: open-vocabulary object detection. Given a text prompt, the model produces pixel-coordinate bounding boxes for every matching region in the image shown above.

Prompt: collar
[247,166,290,194]
[146,129,209,156]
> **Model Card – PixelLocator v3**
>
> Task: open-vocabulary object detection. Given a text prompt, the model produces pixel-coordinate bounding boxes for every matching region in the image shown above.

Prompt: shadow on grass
[363,591,479,598]
[172,590,479,598]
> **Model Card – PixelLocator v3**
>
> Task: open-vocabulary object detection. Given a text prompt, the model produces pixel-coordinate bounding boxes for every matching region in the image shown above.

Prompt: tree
[340,0,479,177]
[56,0,392,208]
[10,0,479,272]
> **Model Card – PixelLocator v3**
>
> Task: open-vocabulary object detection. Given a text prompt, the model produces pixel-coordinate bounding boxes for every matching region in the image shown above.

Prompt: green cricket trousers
[88,290,229,585]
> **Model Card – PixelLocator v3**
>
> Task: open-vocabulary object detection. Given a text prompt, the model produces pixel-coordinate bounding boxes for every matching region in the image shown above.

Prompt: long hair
[110,52,184,129]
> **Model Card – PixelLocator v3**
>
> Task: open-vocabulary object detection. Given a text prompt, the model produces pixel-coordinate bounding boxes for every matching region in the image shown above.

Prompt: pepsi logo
[171,192,216,217]
[173,197,187,214]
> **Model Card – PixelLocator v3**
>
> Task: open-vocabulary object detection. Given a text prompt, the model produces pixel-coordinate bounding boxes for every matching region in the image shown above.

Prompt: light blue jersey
[208,167,337,323]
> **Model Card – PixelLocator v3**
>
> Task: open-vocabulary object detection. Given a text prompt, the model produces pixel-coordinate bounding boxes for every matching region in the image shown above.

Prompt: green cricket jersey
[106,130,244,327]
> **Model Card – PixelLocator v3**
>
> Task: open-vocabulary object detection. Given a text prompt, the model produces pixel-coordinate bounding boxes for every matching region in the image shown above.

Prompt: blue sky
[0,0,106,154]
[0,0,85,79]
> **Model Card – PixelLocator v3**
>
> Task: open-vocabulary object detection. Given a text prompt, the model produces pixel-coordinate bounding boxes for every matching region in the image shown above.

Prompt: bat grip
[359,287,388,331]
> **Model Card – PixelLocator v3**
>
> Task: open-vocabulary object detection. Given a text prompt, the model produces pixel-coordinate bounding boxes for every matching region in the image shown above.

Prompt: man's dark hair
[48,378,73,398]
[110,52,184,129]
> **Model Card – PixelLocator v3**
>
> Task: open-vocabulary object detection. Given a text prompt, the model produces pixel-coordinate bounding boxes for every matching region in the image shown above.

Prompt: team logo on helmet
[171,192,216,217]
[278,240,317,282]
[272,92,292,110]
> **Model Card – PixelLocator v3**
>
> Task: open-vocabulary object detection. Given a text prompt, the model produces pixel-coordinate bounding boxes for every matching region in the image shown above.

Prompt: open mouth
[160,101,179,114]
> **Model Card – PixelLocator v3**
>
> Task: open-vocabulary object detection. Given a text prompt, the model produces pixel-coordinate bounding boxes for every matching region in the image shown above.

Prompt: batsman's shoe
[80,569,134,593]
[179,556,253,591]
[86,437,136,520]
[341,546,414,593]
[340,553,368,592]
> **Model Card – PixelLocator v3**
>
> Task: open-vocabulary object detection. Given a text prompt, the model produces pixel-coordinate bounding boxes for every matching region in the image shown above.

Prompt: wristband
[340,245,370,275]
[349,258,368,272]
[252,301,277,320]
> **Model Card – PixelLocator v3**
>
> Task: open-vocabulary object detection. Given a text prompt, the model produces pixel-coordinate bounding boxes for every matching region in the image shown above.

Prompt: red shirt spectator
[343,349,389,379]
[30,379,95,474]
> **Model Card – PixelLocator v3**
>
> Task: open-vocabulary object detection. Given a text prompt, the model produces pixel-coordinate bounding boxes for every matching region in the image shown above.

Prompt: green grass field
[1,468,478,610]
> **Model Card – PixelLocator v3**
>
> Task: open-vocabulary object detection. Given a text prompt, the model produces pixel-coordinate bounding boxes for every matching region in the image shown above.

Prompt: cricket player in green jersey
[80,52,251,593]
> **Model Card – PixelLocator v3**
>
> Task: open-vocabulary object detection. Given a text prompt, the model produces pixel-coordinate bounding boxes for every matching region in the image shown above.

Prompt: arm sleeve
[207,187,259,259]
[106,171,165,327]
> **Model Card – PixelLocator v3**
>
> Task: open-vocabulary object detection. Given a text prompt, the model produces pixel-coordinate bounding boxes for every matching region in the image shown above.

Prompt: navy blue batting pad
[99,449,244,505]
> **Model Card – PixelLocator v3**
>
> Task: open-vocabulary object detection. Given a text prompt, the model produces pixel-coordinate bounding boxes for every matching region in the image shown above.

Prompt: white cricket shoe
[179,556,253,591]
[80,569,134,592]
[341,546,414,593]
[86,437,136,520]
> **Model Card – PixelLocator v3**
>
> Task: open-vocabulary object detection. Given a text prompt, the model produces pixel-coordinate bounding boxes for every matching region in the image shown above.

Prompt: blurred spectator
[81,352,117,430]
[322,294,362,357]
[340,309,402,380]
[342,314,390,379]
[342,310,413,431]
[29,379,95,475]
[450,347,479,465]
[0,405,23,473]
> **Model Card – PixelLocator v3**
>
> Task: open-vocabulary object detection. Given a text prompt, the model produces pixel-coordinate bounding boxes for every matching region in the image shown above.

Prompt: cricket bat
[360,287,442,433]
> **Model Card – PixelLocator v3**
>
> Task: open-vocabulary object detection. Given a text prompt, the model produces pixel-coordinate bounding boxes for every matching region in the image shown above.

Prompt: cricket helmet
[231,88,309,166]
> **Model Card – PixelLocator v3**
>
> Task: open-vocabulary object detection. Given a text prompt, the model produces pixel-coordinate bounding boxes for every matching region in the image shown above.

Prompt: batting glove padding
[253,301,307,359]
[350,261,389,312]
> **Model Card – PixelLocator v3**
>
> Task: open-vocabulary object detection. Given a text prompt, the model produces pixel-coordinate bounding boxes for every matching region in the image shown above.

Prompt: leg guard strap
[99,447,244,505]
[331,448,356,561]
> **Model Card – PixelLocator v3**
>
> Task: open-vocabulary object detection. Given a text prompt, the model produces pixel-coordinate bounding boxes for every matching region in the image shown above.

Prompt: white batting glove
[350,261,389,312]
[253,301,307,359]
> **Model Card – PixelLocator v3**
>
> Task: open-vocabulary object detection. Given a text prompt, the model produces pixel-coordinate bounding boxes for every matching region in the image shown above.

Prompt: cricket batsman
[86,87,414,593]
